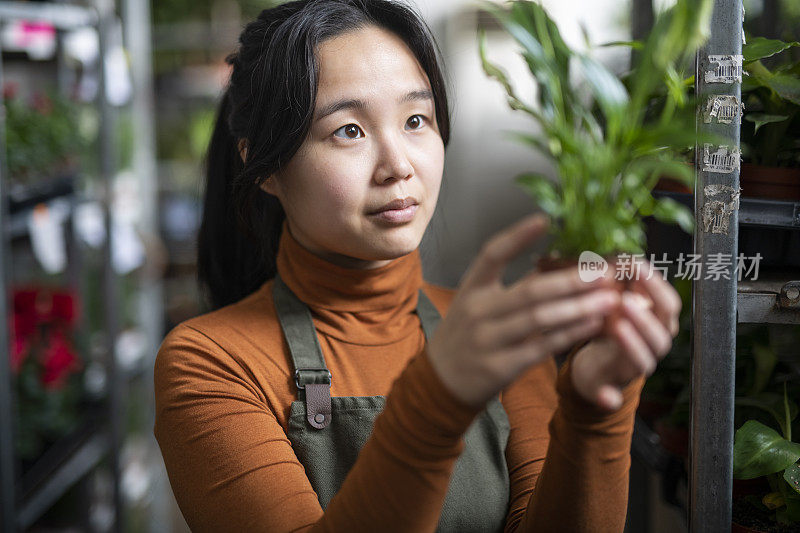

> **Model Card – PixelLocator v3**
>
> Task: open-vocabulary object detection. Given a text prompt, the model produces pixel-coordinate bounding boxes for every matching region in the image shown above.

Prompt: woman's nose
[373,133,414,183]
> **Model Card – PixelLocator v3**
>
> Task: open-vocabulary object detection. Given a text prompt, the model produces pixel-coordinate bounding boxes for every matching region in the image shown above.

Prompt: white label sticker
[701,184,741,234]
[703,95,744,124]
[705,55,744,83]
[702,143,741,174]
[27,200,69,273]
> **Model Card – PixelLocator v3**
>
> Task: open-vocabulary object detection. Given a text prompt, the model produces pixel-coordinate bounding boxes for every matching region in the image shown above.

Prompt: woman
[153,0,682,531]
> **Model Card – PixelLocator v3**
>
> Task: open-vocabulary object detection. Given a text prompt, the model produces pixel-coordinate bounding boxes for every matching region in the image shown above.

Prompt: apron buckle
[294,368,332,390]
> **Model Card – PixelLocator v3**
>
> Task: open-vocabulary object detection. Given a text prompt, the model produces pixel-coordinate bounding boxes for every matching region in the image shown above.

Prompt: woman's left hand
[569,259,683,412]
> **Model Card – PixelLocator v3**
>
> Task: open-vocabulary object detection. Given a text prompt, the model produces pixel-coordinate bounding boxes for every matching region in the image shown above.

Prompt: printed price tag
[702,143,741,174]
[703,95,743,124]
[704,55,744,83]
[701,184,741,234]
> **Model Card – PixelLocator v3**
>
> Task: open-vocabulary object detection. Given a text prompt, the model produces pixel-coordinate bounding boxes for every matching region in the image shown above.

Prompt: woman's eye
[406,115,426,130]
[333,124,363,139]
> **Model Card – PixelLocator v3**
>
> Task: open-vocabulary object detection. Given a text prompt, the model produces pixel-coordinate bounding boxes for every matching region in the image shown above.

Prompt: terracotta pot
[654,176,693,194]
[740,163,800,201]
[653,163,800,201]
[653,162,694,194]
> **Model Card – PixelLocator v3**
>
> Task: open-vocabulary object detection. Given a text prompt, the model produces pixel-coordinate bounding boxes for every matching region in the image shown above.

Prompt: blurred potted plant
[9,285,85,464]
[739,37,800,200]
[3,83,87,211]
[477,0,716,268]
[732,383,800,532]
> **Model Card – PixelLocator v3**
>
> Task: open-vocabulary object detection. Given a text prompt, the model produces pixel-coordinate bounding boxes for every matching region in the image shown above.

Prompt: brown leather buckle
[305,383,332,429]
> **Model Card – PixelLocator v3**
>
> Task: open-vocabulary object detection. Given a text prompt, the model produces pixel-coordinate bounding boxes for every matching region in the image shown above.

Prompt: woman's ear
[259,175,280,197]
[237,138,248,163]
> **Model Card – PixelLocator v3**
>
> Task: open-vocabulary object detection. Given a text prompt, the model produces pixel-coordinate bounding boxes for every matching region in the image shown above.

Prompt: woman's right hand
[426,213,622,408]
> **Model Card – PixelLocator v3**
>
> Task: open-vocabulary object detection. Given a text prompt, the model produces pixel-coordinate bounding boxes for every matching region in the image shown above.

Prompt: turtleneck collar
[265,220,425,346]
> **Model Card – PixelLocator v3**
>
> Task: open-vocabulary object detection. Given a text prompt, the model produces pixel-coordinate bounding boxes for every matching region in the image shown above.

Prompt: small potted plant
[477,0,718,272]
[732,383,800,532]
[3,83,87,212]
[738,37,800,200]
[10,285,85,466]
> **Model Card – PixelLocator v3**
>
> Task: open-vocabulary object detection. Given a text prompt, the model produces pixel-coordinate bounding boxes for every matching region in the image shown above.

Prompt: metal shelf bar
[0,20,18,533]
[0,0,119,530]
[0,2,97,30]
[652,190,800,229]
[689,0,742,530]
[17,428,109,530]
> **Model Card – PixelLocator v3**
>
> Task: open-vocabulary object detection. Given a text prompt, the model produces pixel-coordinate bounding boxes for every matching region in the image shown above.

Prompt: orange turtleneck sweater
[153,221,645,532]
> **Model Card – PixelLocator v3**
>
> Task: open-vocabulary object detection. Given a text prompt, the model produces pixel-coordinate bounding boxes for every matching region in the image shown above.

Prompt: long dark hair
[196,0,452,311]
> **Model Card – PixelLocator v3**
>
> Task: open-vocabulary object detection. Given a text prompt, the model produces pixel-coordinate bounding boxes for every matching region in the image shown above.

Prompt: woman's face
[259,25,445,269]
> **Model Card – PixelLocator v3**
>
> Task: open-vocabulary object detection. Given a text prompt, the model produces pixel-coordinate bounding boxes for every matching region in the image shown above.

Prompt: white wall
[412,0,634,287]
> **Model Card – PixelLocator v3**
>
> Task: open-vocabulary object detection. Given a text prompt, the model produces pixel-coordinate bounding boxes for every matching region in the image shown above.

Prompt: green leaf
[743,36,800,63]
[735,393,797,439]
[745,113,791,134]
[578,54,630,130]
[503,130,550,154]
[786,462,800,495]
[599,40,644,50]
[749,342,779,397]
[777,491,800,523]
[509,0,571,78]
[768,73,800,106]
[477,29,540,118]
[515,173,562,217]
[733,420,800,480]
[652,197,694,234]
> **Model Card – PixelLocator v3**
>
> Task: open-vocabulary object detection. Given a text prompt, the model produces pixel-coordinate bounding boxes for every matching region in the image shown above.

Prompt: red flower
[30,92,53,115]
[3,81,18,100]
[50,291,76,326]
[10,333,30,375]
[13,288,39,318]
[40,329,81,390]
[12,307,37,340]
[12,286,78,326]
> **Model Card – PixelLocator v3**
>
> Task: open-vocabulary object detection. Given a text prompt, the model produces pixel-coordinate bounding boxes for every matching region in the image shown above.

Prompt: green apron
[272,274,511,532]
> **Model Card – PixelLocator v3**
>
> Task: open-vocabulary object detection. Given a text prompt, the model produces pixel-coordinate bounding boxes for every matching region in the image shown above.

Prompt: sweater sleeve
[153,323,484,533]
[501,342,645,532]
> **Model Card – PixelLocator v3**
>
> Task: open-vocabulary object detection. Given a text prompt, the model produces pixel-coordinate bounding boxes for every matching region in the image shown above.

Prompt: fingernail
[622,292,638,310]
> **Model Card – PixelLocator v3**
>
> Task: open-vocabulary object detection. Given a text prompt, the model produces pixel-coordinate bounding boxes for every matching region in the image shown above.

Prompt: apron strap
[272,272,442,430]
[273,274,333,428]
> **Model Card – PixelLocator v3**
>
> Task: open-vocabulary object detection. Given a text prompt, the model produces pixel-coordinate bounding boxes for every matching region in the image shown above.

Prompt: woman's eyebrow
[314,88,433,122]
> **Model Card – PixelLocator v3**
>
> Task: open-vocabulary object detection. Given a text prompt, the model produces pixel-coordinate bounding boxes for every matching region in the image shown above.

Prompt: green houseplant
[477,0,716,263]
[732,383,800,531]
[738,36,800,200]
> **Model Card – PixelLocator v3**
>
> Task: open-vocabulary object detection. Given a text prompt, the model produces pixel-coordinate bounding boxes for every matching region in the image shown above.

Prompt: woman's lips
[369,204,418,223]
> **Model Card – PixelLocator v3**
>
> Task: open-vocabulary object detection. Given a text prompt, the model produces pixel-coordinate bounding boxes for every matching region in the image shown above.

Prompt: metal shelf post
[690,0,743,530]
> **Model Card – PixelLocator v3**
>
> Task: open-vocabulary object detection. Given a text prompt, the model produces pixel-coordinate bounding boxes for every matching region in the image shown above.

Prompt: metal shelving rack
[0,1,124,531]
[657,0,800,529]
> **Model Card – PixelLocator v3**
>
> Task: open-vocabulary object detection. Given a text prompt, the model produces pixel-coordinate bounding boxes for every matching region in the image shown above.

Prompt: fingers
[474,289,620,351]
[595,384,624,412]
[483,262,616,319]
[609,317,657,379]
[629,259,682,336]
[620,292,673,358]
[461,214,549,291]
[500,315,605,364]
